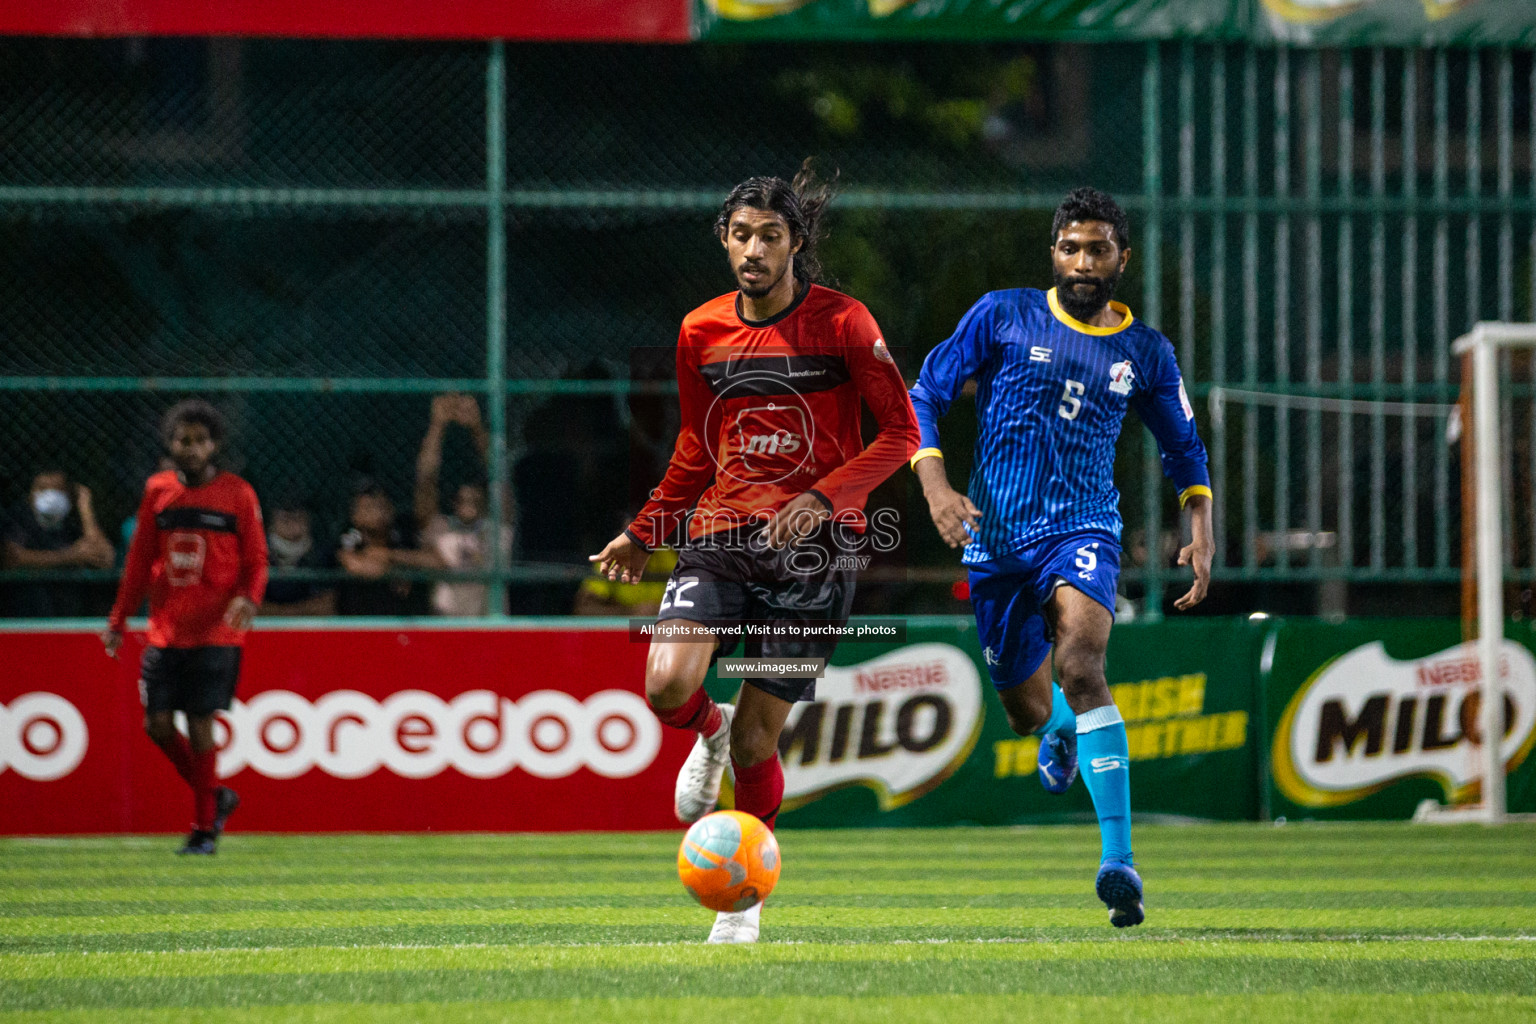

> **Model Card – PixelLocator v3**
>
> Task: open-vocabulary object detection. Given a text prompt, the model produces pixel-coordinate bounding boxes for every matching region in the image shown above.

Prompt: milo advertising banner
[704,618,1268,827]
[1265,620,1536,820]
[697,0,1536,45]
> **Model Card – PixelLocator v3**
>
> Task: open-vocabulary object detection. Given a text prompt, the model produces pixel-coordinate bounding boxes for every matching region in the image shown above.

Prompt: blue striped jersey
[909,287,1210,565]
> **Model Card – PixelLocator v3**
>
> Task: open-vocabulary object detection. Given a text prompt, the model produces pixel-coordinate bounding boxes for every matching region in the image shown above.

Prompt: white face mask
[267,532,313,566]
[32,488,70,527]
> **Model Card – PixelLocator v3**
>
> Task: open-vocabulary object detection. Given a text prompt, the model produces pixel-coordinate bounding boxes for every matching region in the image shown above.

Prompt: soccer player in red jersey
[103,401,268,855]
[591,165,920,942]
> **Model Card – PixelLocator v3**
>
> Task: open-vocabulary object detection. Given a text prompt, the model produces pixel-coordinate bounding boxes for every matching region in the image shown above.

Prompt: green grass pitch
[2,823,1533,1022]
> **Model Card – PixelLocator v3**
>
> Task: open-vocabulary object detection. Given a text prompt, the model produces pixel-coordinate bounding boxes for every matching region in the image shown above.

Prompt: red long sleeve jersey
[626,285,921,549]
[108,470,269,647]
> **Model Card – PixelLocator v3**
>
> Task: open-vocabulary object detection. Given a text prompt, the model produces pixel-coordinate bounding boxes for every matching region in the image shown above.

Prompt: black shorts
[656,522,858,703]
[139,645,243,716]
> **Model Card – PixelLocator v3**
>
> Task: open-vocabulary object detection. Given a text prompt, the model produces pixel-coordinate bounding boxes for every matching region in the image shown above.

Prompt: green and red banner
[4,617,1533,834]
[0,0,1528,44]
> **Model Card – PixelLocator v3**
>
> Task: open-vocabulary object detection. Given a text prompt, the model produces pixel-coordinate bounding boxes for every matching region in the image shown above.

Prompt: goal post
[1446,321,1536,824]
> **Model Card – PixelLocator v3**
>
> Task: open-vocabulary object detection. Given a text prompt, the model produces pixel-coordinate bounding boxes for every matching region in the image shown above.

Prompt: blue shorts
[967,530,1120,691]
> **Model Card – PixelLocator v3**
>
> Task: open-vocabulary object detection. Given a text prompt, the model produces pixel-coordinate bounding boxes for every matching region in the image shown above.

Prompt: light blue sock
[1077,704,1132,864]
[1031,683,1077,738]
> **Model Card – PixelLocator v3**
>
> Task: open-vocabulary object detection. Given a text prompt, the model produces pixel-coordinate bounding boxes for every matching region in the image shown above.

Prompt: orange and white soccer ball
[677,809,781,913]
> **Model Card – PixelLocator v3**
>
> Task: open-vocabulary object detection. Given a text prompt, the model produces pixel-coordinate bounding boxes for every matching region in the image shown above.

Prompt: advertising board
[0,625,684,833]
[0,2,693,41]
[1264,620,1536,819]
[770,619,1265,827]
[0,619,1266,833]
[697,0,1536,45]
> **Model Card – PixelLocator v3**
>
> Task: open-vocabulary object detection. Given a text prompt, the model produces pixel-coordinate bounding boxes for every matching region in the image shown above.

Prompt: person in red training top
[103,400,267,855]
[590,162,920,943]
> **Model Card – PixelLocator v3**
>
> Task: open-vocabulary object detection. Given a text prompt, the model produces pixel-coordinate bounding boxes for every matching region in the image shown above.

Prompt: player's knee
[186,719,216,753]
[1056,645,1106,695]
[729,713,778,768]
[643,666,694,708]
[642,648,701,707]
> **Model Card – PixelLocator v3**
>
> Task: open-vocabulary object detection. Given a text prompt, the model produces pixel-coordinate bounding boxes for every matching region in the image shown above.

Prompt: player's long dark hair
[715,158,837,285]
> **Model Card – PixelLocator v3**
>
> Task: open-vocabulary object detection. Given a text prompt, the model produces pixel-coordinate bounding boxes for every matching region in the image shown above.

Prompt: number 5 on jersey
[1058,379,1085,421]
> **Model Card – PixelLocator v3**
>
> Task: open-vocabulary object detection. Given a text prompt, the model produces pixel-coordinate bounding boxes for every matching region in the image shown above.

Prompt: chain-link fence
[1,39,1533,619]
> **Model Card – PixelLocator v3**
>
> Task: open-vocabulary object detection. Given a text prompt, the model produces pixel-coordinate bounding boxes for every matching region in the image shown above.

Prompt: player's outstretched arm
[1174,493,1213,610]
[590,532,652,585]
[913,454,981,549]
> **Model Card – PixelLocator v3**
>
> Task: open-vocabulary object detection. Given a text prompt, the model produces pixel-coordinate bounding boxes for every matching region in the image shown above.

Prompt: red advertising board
[0,1,693,42]
[0,625,692,834]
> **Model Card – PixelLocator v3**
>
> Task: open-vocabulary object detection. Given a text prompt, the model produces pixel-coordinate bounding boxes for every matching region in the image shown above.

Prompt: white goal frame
[1433,322,1536,824]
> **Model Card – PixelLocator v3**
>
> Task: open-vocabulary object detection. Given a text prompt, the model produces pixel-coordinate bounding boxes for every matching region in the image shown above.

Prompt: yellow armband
[910,448,944,471]
[1179,485,1213,509]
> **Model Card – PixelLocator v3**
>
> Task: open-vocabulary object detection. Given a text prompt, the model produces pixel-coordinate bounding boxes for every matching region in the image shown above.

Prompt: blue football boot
[1095,859,1145,928]
[1037,729,1079,795]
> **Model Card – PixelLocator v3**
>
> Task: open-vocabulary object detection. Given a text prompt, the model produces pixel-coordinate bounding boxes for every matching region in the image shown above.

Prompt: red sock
[156,732,194,785]
[650,687,724,737]
[732,755,784,831]
[191,747,218,831]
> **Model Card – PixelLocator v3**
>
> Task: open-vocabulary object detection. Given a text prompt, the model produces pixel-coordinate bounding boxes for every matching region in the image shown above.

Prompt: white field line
[3,933,1534,959]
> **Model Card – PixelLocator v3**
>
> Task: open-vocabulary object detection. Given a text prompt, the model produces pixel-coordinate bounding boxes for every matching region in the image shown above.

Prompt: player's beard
[736,258,786,299]
[172,452,211,483]
[1053,268,1121,322]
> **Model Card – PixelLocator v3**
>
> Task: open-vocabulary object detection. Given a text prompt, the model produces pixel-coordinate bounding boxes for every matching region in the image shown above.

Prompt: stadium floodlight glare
[1442,322,1536,825]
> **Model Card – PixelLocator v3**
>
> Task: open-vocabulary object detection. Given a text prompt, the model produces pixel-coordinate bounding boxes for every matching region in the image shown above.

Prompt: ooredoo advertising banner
[0,1,693,41]
[0,625,686,833]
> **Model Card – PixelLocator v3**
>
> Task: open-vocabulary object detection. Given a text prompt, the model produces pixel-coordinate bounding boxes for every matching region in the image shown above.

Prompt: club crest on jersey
[872,338,894,364]
[167,532,206,587]
[1108,360,1135,396]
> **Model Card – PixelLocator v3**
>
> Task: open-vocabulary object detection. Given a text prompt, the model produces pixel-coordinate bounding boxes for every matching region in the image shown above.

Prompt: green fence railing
[1,40,1532,619]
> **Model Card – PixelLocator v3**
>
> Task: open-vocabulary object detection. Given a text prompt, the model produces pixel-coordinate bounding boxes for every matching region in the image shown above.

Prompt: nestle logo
[1416,656,1509,688]
[854,661,948,694]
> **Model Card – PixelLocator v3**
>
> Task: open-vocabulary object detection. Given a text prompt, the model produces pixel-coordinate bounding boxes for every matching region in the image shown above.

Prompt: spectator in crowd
[3,469,115,617]
[335,480,441,616]
[415,393,511,616]
[514,362,627,564]
[261,494,336,616]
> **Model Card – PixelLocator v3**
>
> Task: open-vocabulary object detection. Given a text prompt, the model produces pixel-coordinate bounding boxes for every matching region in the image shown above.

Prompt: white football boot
[674,703,735,824]
[707,900,762,944]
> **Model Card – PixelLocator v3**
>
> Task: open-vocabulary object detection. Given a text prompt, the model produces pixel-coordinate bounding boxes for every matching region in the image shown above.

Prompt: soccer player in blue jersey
[909,187,1213,927]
